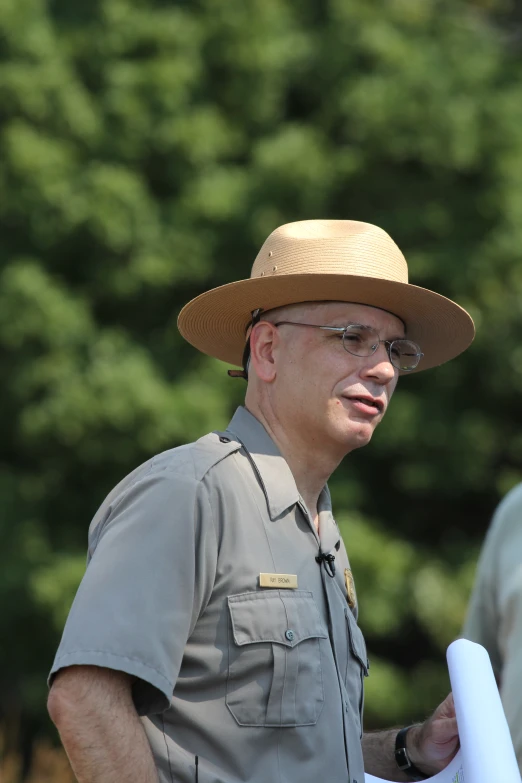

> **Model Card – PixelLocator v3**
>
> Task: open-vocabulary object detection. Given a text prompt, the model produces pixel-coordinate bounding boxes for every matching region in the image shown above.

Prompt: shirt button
[285,629,295,642]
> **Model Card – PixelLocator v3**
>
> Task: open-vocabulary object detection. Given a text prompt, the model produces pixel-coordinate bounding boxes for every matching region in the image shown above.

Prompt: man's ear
[249,321,279,382]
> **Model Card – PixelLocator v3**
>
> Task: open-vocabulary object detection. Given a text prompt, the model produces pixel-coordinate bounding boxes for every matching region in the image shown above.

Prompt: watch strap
[394,726,428,781]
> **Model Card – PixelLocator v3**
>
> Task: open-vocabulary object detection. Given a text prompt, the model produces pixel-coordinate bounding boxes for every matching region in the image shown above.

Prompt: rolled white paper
[365,639,521,783]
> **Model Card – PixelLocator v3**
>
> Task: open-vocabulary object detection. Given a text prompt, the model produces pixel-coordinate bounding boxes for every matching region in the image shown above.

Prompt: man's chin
[349,431,374,451]
[332,423,375,453]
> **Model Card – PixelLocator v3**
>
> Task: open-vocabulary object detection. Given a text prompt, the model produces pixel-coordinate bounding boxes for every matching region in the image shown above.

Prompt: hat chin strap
[227,308,263,380]
[227,367,248,379]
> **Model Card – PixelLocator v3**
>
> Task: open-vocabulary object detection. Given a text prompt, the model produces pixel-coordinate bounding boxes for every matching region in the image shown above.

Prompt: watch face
[395,747,410,770]
[395,746,426,780]
[394,727,428,781]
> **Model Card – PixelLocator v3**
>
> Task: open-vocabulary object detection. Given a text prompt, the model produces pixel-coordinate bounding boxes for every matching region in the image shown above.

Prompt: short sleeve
[49,466,218,715]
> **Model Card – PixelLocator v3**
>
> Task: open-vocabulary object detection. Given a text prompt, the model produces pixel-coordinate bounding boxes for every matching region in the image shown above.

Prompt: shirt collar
[317,485,341,554]
[226,406,300,520]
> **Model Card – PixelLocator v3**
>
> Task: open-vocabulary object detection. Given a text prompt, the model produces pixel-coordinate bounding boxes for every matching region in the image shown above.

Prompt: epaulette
[189,430,243,481]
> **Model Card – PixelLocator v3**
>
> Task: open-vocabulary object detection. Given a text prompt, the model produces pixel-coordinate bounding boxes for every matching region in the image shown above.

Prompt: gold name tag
[259,573,298,589]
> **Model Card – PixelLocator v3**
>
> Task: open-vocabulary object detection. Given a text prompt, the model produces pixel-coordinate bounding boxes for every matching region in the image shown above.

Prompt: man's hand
[407,693,459,776]
[362,693,459,781]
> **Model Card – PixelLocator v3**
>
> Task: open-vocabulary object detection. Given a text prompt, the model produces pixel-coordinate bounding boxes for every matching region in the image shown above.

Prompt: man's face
[265,302,404,454]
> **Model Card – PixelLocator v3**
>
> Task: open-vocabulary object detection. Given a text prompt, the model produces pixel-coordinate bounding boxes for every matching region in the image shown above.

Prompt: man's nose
[360,343,397,384]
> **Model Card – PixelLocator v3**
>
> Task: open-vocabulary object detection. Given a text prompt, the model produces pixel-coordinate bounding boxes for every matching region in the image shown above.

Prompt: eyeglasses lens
[389,340,422,371]
[342,325,380,357]
[342,326,421,371]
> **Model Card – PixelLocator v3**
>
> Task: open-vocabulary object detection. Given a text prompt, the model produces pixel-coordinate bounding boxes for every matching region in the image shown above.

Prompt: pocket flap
[346,609,369,673]
[228,590,328,648]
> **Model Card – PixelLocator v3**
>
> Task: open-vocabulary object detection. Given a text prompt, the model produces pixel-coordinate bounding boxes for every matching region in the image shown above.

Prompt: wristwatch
[394,726,428,781]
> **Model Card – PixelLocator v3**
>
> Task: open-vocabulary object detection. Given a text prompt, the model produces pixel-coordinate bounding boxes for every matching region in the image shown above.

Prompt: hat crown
[251,219,409,284]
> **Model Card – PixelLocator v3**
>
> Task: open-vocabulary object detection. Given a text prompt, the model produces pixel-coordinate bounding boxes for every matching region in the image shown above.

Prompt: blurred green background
[2,0,522,779]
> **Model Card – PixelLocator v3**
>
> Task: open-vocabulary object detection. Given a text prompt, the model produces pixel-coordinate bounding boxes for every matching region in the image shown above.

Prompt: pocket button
[285,629,295,642]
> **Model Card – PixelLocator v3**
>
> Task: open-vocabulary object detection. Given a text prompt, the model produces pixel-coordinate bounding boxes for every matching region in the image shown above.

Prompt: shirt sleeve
[462,486,522,679]
[49,464,218,715]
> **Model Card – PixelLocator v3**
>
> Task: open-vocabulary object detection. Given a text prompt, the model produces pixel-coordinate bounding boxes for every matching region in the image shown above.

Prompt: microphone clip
[316,551,336,577]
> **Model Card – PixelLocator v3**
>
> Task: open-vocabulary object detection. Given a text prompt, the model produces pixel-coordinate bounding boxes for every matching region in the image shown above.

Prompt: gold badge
[259,573,298,589]
[344,568,357,608]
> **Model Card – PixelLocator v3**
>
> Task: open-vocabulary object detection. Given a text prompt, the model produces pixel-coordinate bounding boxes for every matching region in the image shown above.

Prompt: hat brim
[177,274,475,373]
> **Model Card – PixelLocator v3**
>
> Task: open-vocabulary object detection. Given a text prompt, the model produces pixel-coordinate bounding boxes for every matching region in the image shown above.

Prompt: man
[48,220,475,783]
[463,482,522,773]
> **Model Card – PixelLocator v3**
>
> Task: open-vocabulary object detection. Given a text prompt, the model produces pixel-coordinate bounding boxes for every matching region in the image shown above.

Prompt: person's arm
[362,693,459,781]
[48,665,159,783]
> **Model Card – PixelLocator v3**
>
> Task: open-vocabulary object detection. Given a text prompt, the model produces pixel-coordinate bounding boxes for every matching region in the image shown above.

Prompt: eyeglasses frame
[273,320,424,372]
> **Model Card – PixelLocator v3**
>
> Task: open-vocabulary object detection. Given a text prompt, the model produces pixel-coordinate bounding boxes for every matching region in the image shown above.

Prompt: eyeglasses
[274,321,424,372]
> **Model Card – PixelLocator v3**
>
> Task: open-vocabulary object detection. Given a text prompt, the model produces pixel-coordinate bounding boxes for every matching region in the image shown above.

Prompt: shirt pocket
[226,590,328,727]
[344,608,369,737]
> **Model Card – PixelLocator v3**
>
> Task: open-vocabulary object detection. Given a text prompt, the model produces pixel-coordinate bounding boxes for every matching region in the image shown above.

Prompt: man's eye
[343,333,363,343]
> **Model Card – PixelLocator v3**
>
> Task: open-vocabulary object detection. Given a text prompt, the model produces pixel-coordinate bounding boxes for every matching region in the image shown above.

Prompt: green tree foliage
[2,0,522,768]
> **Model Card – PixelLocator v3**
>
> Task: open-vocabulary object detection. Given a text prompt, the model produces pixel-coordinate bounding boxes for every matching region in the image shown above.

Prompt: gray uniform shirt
[50,407,369,783]
[463,482,522,772]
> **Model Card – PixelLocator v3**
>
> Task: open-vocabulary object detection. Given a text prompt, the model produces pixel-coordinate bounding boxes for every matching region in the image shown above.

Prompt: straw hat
[177,219,474,373]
